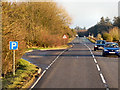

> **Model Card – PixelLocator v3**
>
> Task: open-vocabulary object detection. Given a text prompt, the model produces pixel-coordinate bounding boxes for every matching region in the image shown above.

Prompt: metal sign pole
[64,39,65,45]
[63,35,67,45]
[10,41,18,76]
[13,50,15,76]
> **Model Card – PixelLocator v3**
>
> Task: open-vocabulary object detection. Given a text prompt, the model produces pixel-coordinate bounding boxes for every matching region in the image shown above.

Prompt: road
[22,37,118,89]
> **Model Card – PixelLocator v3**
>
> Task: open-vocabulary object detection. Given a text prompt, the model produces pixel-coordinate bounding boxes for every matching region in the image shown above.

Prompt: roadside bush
[109,27,119,41]
[103,32,113,42]
[97,33,103,40]
[87,37,96,43]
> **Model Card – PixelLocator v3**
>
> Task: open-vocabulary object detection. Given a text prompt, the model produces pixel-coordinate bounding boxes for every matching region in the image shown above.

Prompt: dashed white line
[92,54,95,58]
[100,73,106,84]
[77,56,78,58]
[94,58,97,63]
[84,43,108,88]
[96,64,101,71]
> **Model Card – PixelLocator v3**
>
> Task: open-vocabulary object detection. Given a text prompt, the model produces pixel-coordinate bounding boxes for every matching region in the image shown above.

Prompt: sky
[55,0,120,29]
[3,0,120,29]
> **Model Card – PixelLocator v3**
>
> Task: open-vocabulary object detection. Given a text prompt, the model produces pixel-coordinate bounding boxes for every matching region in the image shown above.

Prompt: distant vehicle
[94,40,106,51]
[102,42,120,57]
[76,34,79,37]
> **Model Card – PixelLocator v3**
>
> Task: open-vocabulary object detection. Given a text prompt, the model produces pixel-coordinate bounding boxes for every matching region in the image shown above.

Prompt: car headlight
[116,50,120,52]
[95,45,97,47]
[104,49,108,51]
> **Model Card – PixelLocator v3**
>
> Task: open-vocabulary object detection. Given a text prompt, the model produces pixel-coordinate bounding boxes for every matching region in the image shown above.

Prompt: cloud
[56,1,118,28]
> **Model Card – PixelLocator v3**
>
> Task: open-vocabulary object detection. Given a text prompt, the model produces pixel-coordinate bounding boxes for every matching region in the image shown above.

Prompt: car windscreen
[97,41,105,44]
[105,43,118,48]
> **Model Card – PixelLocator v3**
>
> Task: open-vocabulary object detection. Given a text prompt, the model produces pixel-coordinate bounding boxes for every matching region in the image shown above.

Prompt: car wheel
[117,54,120,57]
[94,48,96,51]
[102,52,106,57]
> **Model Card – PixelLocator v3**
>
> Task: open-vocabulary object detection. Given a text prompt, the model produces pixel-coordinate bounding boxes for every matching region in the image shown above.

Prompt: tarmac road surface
[22,37,118,89]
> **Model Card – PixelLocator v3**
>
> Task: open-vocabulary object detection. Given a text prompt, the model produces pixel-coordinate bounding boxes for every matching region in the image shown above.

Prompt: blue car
[94,40,106,51]
[102,42,120,57]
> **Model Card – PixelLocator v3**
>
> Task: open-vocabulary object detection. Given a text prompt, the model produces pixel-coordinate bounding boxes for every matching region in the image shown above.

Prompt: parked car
[94,40,106,51]
[102,42,120,57]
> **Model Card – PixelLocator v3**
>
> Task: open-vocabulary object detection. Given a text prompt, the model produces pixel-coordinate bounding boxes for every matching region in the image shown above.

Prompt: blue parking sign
[9,41,18,50]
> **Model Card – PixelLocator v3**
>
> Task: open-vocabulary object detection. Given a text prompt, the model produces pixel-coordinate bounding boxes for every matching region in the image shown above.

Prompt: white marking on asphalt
[94,58,97,63]
[96,64,100,71]
[106,87,110,90]
[30,70,47,89]
[92,55,95,58]
[30,49,67,89]
[84,43,108,88]
[100,73,106,84]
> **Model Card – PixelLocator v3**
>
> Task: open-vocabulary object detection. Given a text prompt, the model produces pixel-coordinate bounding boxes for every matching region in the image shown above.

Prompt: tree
[74,26,81,30]
[109,27,119,41]
[2,2,75,76]
[113,17,120,28]
[100,17,105,24]
[97,33,103,40]
[105,17,112,25]
[103,32,113,42]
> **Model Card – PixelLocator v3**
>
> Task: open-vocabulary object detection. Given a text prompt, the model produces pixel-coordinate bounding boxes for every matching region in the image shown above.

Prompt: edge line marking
[29,49,67,89]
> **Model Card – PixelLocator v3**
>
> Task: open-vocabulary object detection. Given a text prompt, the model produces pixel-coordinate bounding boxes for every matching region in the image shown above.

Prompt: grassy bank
[2,59,39,89]
[27,45,69,51]
[26,37,75,51]
[2,37,75,89]
[87,37,96,43]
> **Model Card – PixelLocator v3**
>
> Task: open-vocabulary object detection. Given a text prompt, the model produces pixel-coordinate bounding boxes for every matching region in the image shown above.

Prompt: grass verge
[87,37,96,43]
[2,59,39,89]
[27,45,69,51]
[26,37,75,51]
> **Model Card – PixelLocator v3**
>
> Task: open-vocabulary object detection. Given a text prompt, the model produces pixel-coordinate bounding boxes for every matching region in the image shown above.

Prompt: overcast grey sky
[55,0,119,29]
[4,0,120,29]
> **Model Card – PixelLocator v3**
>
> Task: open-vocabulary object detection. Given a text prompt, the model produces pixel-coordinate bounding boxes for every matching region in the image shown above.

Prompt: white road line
[84,43,108,88]
[96,64,101,71]
[92,54,95,58]
[106,87,110,90]
[30,70,47,89]
[29,49,67,89]
[94,58,97,63]
[100,73,106,84]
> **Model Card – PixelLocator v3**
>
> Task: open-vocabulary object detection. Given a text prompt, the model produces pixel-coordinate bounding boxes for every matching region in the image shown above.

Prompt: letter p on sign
[9,41,18,50]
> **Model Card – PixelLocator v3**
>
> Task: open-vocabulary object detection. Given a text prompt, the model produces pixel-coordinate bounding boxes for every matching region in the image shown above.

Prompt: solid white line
[30,49,67,89]
[30,70,47,89]
[96,64,101,71]
[49,63,53,67]
[100,73,106,84]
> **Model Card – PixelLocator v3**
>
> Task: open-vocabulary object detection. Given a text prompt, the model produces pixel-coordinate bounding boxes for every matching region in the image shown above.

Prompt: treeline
[2,2,76,76]
[87,17,120,37]
[102,27,120,42]
[87,16,120,43]
[74,26,87,37]
[86,17,120,41]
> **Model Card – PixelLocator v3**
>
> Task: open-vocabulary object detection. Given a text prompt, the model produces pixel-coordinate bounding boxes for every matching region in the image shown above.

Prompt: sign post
[63,35,67,45]
[9,41,18,76]
[13,50,15,76]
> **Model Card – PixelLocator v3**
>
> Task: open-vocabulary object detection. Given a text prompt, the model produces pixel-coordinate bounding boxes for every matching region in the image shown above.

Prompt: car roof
[105,42,118,44]
[96,40,105,41]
